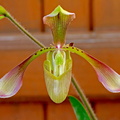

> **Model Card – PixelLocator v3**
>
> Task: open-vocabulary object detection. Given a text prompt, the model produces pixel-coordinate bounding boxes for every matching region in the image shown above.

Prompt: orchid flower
[0,6,120,104]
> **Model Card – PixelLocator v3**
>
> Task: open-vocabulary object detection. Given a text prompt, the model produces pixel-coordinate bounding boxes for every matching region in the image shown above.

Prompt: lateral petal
[0,47,55,98]
[62,47,120,92]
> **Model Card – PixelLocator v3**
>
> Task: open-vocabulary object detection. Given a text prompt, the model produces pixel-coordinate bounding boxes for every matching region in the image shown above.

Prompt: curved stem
[71,76,98,120]
[6,13,45,48]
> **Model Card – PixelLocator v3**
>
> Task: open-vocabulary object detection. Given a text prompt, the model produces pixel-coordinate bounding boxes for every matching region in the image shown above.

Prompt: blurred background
[0,0,120,120]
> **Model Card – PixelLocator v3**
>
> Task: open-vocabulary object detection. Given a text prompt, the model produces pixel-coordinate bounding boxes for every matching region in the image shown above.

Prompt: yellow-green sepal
[43,6,75,47]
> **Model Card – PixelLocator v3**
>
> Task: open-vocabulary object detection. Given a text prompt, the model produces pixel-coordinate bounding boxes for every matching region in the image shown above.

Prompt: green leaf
[69,96,91,120]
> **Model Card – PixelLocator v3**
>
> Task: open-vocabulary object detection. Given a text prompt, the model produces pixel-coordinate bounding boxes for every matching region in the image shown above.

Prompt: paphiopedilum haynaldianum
[0,5,120,103]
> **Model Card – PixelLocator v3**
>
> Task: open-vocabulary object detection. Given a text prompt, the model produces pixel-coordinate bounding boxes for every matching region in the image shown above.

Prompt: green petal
[0,47,55,98]
[62,47,120,92]
[69,96,91,120]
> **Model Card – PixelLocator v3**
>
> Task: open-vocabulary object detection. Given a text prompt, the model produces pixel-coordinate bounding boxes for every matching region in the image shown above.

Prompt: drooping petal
[0,47,55,98]
[0,62,26,98]
[62,47,120,93]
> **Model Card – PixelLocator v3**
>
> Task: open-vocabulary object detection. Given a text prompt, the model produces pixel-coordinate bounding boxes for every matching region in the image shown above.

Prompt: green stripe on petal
[0,47,55,98]
[62,47,120,93]
[43,6,75,47]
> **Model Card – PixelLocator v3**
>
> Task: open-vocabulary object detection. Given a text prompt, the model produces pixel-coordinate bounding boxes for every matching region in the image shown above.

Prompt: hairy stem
[71,76,98,120]
[6,13,45,48]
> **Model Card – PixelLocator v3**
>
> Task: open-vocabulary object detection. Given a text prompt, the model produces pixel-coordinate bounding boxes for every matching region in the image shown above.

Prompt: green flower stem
[6,13,45,48]
[71,76,98,120]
